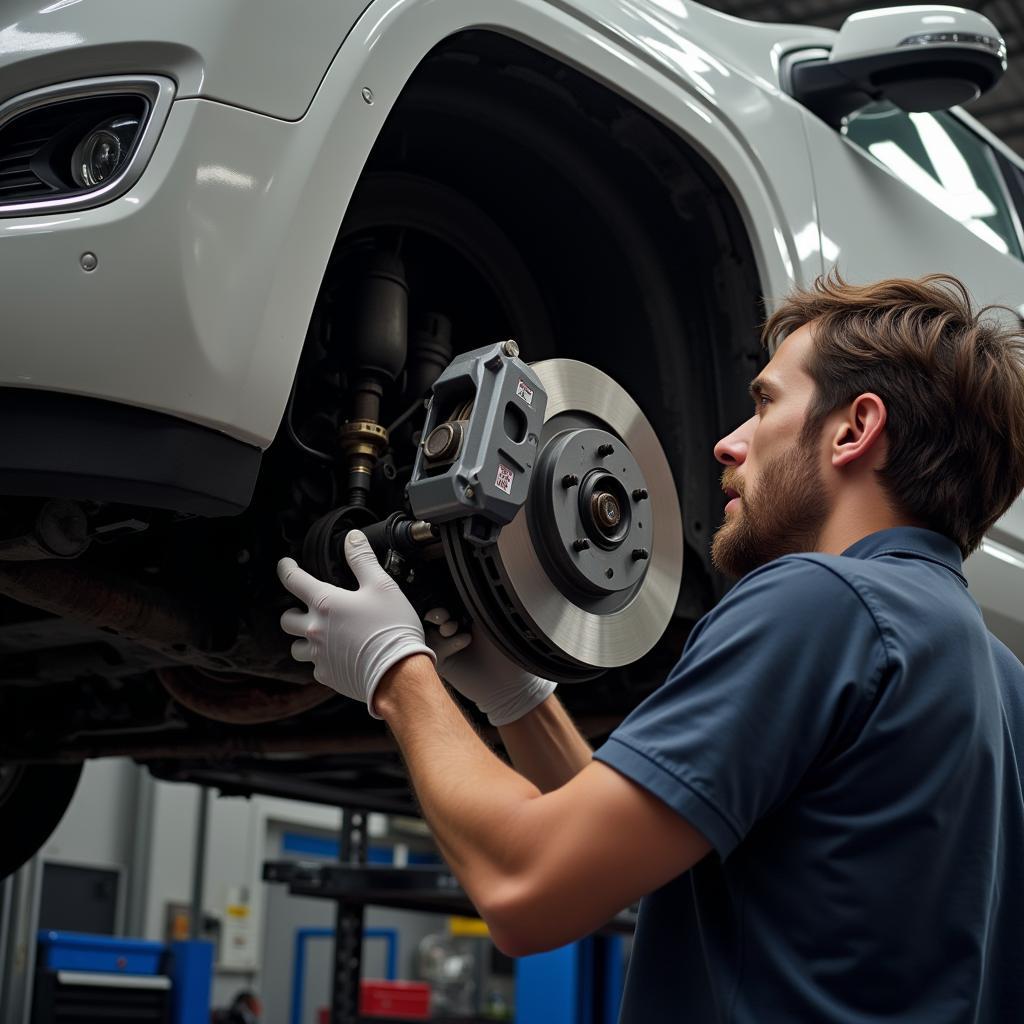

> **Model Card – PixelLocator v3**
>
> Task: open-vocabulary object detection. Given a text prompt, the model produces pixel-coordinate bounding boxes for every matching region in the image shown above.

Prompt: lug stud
[632,488,649,501]
[597,443,614,457]
[562,473,579,488]
[632,547,650,561]
[573,538,591,552]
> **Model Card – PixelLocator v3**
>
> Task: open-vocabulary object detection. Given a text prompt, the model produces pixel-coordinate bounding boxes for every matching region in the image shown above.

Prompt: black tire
[0,762,83,879]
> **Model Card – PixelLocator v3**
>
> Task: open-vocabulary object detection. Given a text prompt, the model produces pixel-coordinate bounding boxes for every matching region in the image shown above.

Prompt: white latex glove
[277,531,435,718]
[423,608,556,727]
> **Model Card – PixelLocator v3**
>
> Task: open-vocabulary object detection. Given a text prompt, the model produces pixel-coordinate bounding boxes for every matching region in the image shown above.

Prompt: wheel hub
[591,489,622,532]
[528,426,651,598]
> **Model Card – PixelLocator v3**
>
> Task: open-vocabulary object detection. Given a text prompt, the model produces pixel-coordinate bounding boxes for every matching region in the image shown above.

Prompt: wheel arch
[272,28,782,598]
[245,0,813,450]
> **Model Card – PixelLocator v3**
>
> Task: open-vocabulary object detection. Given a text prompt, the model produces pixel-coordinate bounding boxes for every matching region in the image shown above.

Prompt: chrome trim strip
[0,75,176,218]
[898,32,1006,60]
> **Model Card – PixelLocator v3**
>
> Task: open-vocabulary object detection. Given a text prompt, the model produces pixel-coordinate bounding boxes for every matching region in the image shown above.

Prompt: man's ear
[830,392,887,469]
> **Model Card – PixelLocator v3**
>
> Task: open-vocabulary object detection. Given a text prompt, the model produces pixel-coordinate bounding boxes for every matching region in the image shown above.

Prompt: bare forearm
[374,657,709,958]
[374,655,541,917]
[497,695,592,792]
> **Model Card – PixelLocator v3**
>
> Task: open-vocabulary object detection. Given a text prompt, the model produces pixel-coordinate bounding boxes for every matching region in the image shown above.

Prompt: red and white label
[516,378,534,406]
[495,463,515,495]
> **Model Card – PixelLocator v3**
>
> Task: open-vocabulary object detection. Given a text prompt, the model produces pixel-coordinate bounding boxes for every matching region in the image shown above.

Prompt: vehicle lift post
[263,806,629,1024]
[332,807,367,1024]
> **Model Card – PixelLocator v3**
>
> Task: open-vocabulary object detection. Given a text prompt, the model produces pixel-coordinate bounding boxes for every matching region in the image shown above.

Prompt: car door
[801,99,1024,303]
[801,101,1024,658]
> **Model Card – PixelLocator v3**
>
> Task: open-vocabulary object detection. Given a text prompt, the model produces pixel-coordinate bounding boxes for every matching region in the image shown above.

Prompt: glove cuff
[485,677,557,727]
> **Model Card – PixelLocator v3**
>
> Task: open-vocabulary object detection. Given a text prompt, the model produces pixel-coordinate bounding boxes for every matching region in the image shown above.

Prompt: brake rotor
[441,359,683,682]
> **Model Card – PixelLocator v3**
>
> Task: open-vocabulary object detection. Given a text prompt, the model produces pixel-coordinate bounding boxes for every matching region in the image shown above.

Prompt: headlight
[71,116,142,188]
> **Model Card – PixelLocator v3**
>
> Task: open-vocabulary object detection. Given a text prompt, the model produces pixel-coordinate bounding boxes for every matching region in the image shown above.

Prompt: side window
[842,102,1023,260]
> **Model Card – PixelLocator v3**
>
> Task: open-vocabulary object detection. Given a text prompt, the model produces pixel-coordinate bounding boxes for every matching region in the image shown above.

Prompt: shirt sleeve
[593,555,888,858]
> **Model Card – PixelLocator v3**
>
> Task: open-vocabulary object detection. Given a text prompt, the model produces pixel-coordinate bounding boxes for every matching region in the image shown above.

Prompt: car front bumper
[0,95,310,451]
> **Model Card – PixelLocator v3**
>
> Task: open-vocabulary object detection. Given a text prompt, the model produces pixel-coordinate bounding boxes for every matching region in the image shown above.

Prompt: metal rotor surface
[494,359,683,670]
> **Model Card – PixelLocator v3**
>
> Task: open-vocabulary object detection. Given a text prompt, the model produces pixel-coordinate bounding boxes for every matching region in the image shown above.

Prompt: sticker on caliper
[516,378,534,406]
[495,464,515,495]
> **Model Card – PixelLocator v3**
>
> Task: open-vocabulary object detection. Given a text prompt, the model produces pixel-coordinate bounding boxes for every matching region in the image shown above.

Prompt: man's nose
[714,416,754,466]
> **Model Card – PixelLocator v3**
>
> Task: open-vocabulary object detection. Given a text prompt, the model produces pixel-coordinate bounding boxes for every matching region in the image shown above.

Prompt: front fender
[244,0,823,445]
[0,0,821,449]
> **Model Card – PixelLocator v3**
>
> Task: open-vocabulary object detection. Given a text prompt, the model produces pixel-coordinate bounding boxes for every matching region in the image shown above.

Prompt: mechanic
[277,272,1024,1022]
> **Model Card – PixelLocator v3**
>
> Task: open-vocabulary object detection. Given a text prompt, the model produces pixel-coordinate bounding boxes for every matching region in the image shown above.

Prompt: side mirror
[788,5,1006,127]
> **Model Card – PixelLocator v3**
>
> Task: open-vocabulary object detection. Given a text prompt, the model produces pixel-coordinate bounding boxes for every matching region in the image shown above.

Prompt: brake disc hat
[442,359,683,682]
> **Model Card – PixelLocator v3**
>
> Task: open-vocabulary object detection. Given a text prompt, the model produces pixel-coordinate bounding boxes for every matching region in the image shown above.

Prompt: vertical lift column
[263,806,631,1024]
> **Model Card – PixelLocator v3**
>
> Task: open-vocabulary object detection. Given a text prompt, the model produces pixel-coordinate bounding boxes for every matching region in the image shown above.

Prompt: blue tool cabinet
[32,931,212,1024]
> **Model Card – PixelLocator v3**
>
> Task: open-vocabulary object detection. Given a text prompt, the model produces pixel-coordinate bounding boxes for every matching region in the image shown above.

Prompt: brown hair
[763,271,1024,557]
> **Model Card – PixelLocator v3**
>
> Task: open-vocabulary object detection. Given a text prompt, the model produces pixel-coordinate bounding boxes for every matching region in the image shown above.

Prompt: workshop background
[1,1,1022,1023]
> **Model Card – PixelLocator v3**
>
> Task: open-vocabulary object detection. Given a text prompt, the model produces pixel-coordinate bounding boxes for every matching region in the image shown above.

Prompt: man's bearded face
[711,430,830,579]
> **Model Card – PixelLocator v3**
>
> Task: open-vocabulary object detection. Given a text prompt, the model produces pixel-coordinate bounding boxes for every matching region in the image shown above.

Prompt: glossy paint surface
[0,0,369,120]
[829,5,1004,63]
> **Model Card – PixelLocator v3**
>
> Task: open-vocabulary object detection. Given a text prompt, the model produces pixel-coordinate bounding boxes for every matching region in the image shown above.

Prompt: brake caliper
[407,339,547,540]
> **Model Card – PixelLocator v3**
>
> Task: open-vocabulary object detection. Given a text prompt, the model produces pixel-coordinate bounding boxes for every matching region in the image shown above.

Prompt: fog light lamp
[70,116,140,188]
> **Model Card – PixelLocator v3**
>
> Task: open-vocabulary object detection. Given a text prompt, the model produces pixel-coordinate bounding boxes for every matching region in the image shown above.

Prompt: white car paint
[828,4,1004,63]
[0,0,826,445]
[0,0,370,121]
[0,0,1021,650]
[803,108,1023,306]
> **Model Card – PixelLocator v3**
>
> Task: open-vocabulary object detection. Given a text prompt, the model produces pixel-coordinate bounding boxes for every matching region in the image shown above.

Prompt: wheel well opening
[300,29,769,703]
[364,32,762,557]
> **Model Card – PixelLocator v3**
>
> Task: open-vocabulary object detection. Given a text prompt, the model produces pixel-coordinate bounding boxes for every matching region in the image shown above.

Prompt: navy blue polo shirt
[595,527,1024,1023]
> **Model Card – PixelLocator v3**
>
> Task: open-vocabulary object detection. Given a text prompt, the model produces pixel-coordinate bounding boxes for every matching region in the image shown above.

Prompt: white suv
[1,1,1022,875]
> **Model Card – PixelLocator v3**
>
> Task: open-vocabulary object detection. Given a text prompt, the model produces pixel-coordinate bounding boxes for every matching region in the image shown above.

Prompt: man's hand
[423,608,555,726]
[277,531,435,717]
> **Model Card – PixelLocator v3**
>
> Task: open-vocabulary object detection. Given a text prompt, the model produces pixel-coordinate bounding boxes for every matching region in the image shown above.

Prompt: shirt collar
[841,527,966,584]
